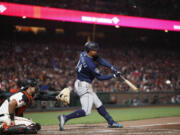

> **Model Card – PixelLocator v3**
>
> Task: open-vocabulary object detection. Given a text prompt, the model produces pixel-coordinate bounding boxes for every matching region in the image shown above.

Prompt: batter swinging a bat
[58,41,123,131]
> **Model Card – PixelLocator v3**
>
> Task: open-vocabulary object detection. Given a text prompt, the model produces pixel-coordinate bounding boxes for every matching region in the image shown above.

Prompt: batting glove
[113,71,121,78]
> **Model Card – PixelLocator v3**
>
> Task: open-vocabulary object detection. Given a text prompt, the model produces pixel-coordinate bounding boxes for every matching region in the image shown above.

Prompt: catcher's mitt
[56,87,71,104]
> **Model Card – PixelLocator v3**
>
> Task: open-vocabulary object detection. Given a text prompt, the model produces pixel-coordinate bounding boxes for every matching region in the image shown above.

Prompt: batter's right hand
[113,71,121,78]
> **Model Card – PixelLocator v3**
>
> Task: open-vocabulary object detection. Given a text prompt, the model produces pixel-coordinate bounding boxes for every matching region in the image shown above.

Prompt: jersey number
[76,61,82,72]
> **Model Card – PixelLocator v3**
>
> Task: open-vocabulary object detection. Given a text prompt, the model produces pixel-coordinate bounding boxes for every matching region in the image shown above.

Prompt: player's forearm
[97,57,112,68]
[96,75,114,81]
[98,57,119,72]
[8,99,17,122]
[8,99,17,114]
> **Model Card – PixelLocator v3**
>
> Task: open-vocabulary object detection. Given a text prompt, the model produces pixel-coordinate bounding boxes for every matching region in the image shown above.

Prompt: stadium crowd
[0,37,180,93]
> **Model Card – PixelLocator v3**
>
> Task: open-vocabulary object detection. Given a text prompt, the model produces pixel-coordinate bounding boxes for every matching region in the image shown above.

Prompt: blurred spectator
[0,33,180,93]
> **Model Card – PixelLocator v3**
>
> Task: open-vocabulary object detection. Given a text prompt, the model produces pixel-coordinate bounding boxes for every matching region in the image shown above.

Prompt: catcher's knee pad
[5,124,38,134]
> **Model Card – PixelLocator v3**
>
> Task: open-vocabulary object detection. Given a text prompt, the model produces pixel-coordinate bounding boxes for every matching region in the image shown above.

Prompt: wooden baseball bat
[120,75,138,92]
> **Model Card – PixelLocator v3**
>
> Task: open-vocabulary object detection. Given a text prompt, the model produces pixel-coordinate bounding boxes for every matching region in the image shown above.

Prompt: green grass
[24,106,180,126]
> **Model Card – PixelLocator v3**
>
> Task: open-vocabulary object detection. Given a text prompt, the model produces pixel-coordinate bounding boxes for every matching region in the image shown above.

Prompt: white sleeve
[10,92,26,108]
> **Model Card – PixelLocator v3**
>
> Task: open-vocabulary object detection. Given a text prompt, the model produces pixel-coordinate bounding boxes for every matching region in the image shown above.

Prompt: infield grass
[24,106,180,126]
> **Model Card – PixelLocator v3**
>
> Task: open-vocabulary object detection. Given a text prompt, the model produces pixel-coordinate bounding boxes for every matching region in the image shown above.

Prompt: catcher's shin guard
[5,124,38,134]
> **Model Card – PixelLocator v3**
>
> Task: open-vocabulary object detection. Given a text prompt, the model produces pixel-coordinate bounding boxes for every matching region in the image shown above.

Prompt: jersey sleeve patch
[95,68,100,74]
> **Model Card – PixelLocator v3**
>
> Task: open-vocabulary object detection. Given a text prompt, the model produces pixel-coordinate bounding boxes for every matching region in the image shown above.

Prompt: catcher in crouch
[0,78,70,134]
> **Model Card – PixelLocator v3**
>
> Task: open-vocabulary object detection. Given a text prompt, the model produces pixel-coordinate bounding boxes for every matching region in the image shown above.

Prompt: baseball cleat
[108,122,123,128]
[58,115,65,131]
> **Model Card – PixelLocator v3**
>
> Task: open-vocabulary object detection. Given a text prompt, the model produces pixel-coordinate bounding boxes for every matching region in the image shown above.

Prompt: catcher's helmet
[20,78,38,91]
[84,41,99,52]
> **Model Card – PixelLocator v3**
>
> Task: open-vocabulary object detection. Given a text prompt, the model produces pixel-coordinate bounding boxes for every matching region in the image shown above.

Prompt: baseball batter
[0,79,41,134]
[58,41,123,131]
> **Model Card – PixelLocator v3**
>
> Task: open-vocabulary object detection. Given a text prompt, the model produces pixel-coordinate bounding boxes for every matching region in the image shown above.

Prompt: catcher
[0,78,71,134]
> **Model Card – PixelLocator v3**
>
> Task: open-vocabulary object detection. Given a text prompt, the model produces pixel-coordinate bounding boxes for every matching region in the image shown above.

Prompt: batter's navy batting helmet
[20,78,38,91]
[84,41,99,52]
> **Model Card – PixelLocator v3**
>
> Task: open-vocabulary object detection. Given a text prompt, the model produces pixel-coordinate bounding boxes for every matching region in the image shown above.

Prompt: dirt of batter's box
[151,124,180,130]
[36,116,180,135]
